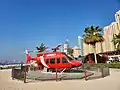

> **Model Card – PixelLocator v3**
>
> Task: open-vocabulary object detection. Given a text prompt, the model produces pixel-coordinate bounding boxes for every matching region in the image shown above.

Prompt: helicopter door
[56,58,60,64]
[61,56,71,68]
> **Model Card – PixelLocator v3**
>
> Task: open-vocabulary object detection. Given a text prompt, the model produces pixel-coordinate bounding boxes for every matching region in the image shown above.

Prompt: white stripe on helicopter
[46,54,56,56]
[40,56,49,68]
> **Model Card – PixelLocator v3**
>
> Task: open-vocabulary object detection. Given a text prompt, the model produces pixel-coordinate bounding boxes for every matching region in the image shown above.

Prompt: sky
[0,0,119,62]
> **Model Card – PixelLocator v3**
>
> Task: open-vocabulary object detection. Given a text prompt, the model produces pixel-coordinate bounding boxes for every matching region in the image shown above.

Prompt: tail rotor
[25,50,33,63]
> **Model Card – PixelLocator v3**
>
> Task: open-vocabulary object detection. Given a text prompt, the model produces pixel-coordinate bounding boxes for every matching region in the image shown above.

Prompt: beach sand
[0,69,120,90]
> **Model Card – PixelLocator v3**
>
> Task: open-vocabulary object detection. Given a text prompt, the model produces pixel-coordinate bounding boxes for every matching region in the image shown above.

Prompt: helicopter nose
[76,61,82,67]
[71,60,82,67]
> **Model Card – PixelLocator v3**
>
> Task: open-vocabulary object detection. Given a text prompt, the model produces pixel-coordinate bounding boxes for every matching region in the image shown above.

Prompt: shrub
[83,63,120,69]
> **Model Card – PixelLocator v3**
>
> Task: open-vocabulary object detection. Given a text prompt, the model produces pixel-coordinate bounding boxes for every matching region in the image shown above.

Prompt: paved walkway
[0,69,120,90]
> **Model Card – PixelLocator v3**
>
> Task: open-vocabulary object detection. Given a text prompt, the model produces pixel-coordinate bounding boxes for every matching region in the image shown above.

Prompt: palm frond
[95,26,99,30]
[36,43,47,53]
[91,26,94,31]
[112,33,120,51]
[83,25,104,45]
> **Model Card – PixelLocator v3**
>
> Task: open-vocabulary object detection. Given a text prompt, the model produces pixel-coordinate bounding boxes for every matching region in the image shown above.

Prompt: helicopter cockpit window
[64,53,73,61]
[57,58,60,63]
[50,58,55,64]
[66,55,73,61]
[62,57,68,63]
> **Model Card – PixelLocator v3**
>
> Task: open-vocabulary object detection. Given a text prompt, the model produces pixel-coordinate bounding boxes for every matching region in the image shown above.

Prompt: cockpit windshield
[67,55,73,61]
[64,53,74,61]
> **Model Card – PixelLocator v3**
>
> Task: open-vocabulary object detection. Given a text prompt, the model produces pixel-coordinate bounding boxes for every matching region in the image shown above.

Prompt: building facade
[81,10,120,56]
[83,42,89,55]
[96,42,102,53]
[103,25,115,52]
[115,10,120,31]
[83,10,120,55]
[73,46,80,58]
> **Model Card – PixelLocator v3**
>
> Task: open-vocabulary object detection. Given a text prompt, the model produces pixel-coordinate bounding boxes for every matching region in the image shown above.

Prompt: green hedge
[83,63,120,69]
[64,69,84,73]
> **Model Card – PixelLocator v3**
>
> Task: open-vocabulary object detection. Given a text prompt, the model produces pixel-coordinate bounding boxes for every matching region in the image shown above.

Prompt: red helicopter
[25,44,83,72]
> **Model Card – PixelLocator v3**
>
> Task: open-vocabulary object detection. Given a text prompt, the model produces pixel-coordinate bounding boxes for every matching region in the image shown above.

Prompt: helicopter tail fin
[25,50,32,63]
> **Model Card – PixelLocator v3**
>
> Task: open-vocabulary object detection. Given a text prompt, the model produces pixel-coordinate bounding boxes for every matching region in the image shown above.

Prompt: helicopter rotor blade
[23,49,38,54]
[51,43,62,52]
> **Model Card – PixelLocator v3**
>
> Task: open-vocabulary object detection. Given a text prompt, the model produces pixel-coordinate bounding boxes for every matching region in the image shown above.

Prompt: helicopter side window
[46,59,49,64]
[62,57,68,63]
[50,58,55,64]
[57,58,60,63]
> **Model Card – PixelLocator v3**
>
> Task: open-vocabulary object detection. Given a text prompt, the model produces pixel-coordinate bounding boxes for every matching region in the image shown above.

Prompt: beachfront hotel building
[103,21,120,52]
[83,24,115,56]
[82,10,120,56]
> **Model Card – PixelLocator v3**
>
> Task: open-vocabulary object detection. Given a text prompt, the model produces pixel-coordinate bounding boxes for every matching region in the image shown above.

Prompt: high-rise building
[78,36,84,56]
[63,39,69,54]
[65,39,69,47]
[63,44,67,54]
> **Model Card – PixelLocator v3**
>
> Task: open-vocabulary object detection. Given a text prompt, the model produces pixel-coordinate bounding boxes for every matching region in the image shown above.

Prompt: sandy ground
[0,69,120,90]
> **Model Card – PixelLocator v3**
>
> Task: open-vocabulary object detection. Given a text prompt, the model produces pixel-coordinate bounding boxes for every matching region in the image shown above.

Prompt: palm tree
[112,33,120,51]
[82,26,104,64]
[36,43,47,53]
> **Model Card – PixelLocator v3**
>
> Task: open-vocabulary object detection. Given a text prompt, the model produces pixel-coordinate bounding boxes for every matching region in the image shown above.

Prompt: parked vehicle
[83,53,108,63]
[107,55,120,63]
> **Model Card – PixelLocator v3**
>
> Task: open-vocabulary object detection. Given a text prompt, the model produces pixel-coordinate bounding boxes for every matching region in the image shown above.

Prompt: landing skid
[41,68,66,75]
